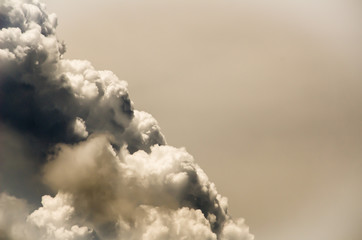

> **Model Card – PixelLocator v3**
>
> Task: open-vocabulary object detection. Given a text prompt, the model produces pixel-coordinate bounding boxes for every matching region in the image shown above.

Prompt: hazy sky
[42,1,362,239]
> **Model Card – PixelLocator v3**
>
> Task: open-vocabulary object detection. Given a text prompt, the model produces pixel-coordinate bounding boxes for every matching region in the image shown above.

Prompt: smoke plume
[0,0,253,239]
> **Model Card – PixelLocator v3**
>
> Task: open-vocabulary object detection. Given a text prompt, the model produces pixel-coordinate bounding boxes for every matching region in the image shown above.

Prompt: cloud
[118,205,217,240]
[0,192,94,240]
[28,193,94,240]
[0,0,253,239]
[0,0,133,147]
[42,135,251,239]
[0,192,33,240]
[123,110,166,153]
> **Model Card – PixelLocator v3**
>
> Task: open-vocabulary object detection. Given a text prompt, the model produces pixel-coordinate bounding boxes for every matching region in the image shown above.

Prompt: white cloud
[28,193,93,240]
[73,117,88,138]
[42,135,253,239]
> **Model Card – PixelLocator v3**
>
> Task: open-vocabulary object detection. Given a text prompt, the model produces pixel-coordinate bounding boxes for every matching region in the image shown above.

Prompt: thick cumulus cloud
[0,0,253,239]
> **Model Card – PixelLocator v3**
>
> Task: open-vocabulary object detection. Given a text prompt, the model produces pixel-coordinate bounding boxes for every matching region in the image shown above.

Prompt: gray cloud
[0,0,252,239]
[0,0,136,201]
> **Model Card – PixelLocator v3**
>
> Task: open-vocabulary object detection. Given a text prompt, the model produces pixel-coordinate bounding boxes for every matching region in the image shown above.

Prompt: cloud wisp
[0,1,253,239]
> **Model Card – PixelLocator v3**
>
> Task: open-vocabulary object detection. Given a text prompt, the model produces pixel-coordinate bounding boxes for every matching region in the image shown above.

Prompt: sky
[2,0,362,239]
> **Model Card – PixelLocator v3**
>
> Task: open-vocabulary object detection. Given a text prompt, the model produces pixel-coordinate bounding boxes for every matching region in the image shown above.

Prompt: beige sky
[43,0,362,239]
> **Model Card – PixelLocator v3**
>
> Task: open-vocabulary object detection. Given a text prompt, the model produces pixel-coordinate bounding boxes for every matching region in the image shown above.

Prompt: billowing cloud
[0,0,253,239]
[0,192,94,240]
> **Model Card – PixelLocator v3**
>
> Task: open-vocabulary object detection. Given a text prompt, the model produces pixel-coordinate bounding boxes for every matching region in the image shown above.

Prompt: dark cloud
[0,0,134,201]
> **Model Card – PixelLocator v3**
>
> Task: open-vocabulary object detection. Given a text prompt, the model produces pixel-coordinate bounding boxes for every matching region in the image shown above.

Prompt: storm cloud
[0,0,252,239]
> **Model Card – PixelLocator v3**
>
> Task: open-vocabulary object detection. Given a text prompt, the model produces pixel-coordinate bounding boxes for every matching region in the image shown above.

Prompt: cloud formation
[0,0,253,239]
